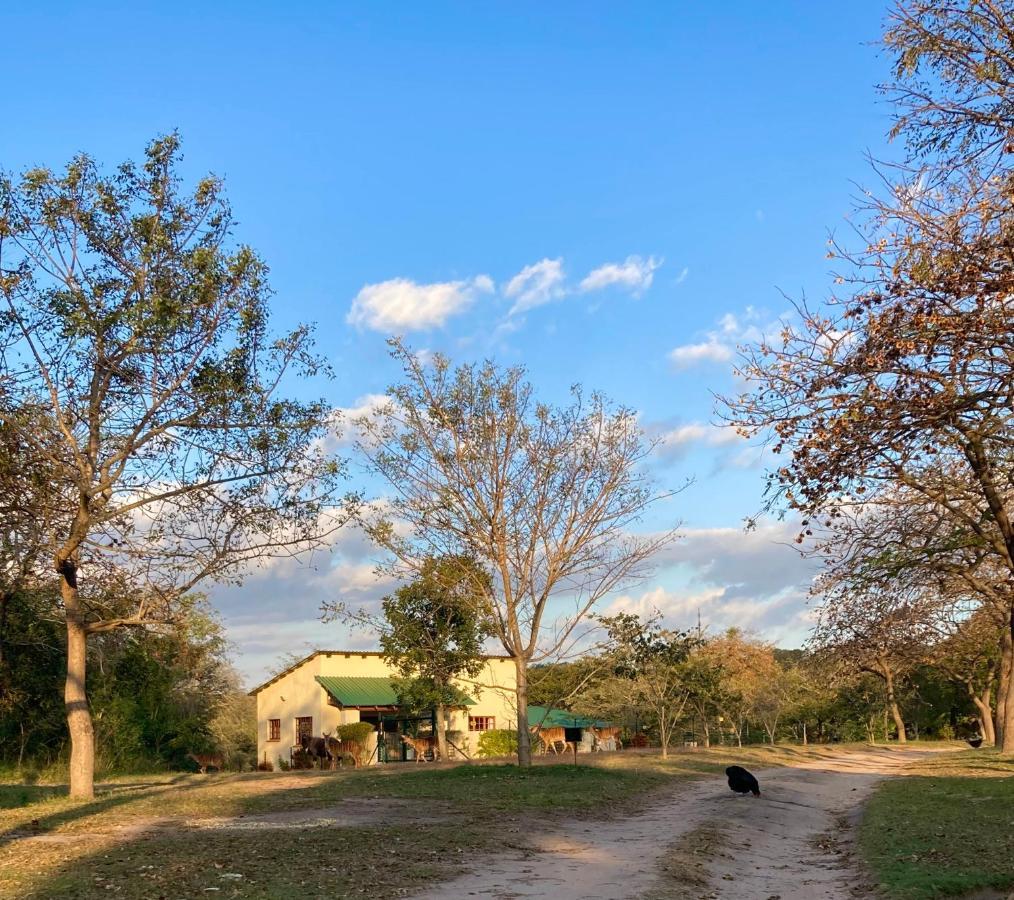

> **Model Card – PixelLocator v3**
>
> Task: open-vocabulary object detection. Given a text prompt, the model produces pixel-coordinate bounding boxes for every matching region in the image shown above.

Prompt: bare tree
[351,341,680,766]
[0,136,352,797]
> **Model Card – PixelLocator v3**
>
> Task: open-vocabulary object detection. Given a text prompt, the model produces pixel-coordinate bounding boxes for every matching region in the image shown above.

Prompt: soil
[412,746,942,900]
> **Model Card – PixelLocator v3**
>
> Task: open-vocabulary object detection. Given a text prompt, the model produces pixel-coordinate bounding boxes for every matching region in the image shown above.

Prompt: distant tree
[592,613,698,759]
[353,341,680,766]
[701,630,778,747]
[374,556,492,761]
[810,585,931,743]
[680,648,725,748]
[0,135,352,797]
[529,657,607,710]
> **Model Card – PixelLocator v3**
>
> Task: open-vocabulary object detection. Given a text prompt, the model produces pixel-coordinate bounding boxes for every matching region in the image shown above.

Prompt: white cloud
[347,274,493,332]
[603,520,820,644]
[675,267,689,285]
[578,255,662,295]
[669,306,786,371]
[657,422,741,456]
[503,258,566,315]
[668,338,734,368]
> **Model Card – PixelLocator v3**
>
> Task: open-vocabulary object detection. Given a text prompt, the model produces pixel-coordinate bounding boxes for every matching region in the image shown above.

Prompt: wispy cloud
[347,274,493,332]
[578,255,662,295]
[656,422,741,457]
[503,258,567,315]
[669,306,783,370]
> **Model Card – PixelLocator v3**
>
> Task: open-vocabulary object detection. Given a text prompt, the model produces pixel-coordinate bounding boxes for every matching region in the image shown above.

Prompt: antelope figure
[187,752,224,774]
[590,726,623,751]
[400,734,435,762]
[530,725,575,755]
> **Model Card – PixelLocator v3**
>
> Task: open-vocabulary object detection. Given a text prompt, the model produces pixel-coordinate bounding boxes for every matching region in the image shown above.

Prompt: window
[295,716,313,743]
[268,719,281,742]
[469,716,495,732]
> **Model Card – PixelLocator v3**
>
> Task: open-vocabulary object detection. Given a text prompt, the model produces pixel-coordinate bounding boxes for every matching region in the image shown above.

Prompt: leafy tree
[722,0,1014,753]
[0,136,352,796]
[354,341,679,766]
[377,556,492,761]
[700,630,779,747]
[528,657,606,710]
[591,613,698,758]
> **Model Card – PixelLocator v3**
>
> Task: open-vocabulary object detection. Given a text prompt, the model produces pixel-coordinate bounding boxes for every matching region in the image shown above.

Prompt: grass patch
[326,761,670,812]
[21,824,477,899]
[860,749,1014,899]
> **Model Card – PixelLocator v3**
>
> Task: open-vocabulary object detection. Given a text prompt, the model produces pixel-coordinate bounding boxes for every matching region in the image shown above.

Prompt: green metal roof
[528,705,612,728]
[316,676,475,708]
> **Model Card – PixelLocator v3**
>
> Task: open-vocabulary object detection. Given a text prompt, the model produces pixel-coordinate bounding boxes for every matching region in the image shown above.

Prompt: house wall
[254,651,518,766]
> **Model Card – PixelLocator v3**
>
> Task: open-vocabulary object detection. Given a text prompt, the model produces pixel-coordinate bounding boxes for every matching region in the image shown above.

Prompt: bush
[337,722,375,744]
[257,759,274,772]
[277,756,290,771]
[476,729,518,758]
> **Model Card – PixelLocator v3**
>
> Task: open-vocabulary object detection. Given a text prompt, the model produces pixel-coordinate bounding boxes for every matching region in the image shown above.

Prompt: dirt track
[412,747,939,900]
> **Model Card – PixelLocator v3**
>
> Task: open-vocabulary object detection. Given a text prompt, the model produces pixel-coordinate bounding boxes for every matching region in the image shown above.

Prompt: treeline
[529,624,984,753]
[0,590,255,776]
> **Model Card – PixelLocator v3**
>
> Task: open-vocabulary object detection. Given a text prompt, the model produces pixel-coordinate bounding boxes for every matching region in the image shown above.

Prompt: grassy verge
[860,749,1014,899]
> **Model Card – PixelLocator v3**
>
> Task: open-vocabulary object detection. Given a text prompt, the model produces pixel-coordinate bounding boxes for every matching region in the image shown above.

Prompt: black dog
[726,765,761,797]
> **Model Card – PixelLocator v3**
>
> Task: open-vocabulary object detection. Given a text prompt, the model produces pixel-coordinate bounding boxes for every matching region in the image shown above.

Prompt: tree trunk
[435,703,449,761]
[969,686,995,747]
[802,721,808,745]
[514,656,532,767]
[701,716,710,748]
[0,591,10,668]
[999,609,1014,753]
[882,663,907,743]
[63,572,95,799]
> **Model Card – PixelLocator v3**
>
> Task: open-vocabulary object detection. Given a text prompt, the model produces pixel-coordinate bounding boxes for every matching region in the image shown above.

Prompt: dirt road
[413,747,937,900]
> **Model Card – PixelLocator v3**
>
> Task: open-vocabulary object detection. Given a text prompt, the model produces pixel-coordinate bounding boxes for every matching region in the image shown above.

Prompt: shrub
[257,759,274,772]
[476,729,518,758]
[277,756,291,771]
[337,722,375,744]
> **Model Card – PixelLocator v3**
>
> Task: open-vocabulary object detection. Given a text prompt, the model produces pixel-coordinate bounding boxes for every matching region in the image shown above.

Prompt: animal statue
[530,725,575,755]
[400,734,435,762]
[299,734,333,769]
[725,765,761,797]
[187,752,224,774]
[967,737,983,748]
[590,726,623,751]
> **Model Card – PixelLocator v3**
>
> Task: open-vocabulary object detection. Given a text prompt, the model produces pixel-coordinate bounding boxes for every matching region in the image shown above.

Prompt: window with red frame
[468,716,495,732]
[268,719,281,741]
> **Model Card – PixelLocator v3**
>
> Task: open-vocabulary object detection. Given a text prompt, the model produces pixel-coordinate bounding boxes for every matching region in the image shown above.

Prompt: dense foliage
[0,591,254,776]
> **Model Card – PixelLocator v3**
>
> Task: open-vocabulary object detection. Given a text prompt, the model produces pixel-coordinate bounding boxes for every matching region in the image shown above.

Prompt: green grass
[860,749,1014,899]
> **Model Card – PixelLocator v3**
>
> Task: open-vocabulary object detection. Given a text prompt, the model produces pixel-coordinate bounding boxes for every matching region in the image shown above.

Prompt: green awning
[528,705,612,728]
[315,676,475,709]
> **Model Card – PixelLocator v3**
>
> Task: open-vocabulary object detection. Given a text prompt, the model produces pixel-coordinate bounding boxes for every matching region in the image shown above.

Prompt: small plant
[277,755,291,771]
[476,728,518,758]
[257,759,274,772]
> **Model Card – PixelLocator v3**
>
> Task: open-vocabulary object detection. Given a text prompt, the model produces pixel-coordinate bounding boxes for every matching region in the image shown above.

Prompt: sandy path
[413,747,936,900]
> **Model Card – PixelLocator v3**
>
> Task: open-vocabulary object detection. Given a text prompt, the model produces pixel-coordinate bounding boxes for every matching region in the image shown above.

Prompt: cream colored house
[250,649,517,767]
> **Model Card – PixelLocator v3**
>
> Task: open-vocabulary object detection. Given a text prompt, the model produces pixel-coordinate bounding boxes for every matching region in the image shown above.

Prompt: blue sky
[1,1,896,684]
